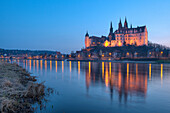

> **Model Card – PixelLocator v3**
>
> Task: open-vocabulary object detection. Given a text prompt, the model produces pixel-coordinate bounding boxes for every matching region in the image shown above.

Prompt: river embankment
[0,61,50,113]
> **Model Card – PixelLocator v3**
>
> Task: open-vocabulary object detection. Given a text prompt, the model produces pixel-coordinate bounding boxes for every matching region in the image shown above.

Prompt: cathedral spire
[124,17,128,28]
[118,18,122,29]
[110,21,113,33]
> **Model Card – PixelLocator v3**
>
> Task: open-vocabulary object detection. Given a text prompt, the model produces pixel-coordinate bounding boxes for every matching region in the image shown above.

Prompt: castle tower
[124,17,128,29]
[110,21,113,33]
[85,31,90,48]
[118,19,122,29]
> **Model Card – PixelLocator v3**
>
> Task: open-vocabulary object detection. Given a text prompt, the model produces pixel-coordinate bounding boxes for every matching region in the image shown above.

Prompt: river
[4,59,170,113]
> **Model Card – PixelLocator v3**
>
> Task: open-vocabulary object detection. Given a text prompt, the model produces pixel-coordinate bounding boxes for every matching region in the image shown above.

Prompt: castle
[85,18,148,48]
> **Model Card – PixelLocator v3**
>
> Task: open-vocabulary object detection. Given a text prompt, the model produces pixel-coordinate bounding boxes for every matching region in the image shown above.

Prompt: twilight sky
[0,0,170,53]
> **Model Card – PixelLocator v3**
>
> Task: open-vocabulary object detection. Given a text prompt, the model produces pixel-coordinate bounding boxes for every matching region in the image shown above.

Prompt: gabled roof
[115,26,146,34]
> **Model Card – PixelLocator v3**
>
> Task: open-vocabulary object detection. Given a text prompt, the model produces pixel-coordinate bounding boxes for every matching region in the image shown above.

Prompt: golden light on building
[78,61,80,75]
[130,40,134,45]
[118,41,122,46]
[127,52,129,56]
[161,51,163,54]
[69,55,71,58]
[62,55,64,58]
[62,61,64,73]
[109,53,112,56]
[55,61,57,72]
[102,54,104,57]
[104,40,109,47]
[149,52,151,55]
[69,61,71,72]
[149,64,151,80]
[85,19,148,48]
[88,54,91,57]
[78,54,80,58]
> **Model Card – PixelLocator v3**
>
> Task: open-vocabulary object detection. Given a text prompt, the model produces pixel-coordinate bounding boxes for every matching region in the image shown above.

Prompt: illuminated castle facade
[85,18,148,48]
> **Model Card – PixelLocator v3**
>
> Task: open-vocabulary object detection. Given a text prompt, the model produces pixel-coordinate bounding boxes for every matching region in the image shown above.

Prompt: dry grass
[0,61,51,113]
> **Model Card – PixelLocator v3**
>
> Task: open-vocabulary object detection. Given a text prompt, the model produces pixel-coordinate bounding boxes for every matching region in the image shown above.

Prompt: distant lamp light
[78,54,80,58]
[127,52,129,56]
[88,54,91,57]
[161,51,163,54]
[102,54,104,57]
[149,52,151,55]
[109,53,112,56]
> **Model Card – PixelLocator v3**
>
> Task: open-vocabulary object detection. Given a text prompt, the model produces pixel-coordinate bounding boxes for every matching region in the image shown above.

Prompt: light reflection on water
[3,59,170,113]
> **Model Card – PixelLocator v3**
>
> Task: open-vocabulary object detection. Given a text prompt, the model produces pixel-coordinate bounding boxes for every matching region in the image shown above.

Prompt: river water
[4,59,170,113]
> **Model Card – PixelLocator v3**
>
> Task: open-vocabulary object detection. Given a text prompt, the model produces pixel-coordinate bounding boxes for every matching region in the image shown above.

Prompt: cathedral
[85,18,148,48]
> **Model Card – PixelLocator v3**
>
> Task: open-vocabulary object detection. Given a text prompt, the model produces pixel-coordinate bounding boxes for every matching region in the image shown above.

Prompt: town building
[85,18,148,48]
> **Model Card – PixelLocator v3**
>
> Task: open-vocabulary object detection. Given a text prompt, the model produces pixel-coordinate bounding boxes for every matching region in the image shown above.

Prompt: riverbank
[0,61,50,113]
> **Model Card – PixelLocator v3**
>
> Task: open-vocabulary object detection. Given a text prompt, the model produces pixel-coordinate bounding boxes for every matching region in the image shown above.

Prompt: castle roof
[85,32,89,37]
[115,25,146,34]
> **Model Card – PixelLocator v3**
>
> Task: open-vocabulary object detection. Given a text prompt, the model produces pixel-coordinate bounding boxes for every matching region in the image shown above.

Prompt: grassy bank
[0,61,51,113]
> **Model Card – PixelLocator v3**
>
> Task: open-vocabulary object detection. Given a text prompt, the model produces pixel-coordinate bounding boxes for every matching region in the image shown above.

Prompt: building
[85,18,148,48]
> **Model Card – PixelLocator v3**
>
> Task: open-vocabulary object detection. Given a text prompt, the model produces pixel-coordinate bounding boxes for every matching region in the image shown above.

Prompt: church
[85,18,148,48]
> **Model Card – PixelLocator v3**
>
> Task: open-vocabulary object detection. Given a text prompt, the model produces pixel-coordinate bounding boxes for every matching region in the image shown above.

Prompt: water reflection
[62,61,64,73]
[161,64,163,81]
[55,61,58,72]
[50,60,52,71]
[85,62,149,102]
[45,60,47,71]
[29,60,31,71]
[40,60,42,71]
[33,60,35,71]
[36,60,39,71]
[4,59,170,104]
[149,64,151,80]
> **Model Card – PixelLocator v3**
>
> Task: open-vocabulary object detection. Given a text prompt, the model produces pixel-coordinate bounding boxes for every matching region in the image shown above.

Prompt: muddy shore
[0,61,50,113]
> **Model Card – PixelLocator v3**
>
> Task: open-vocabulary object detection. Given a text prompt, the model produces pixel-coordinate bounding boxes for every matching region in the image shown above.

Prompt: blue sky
[0,0,170,53]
